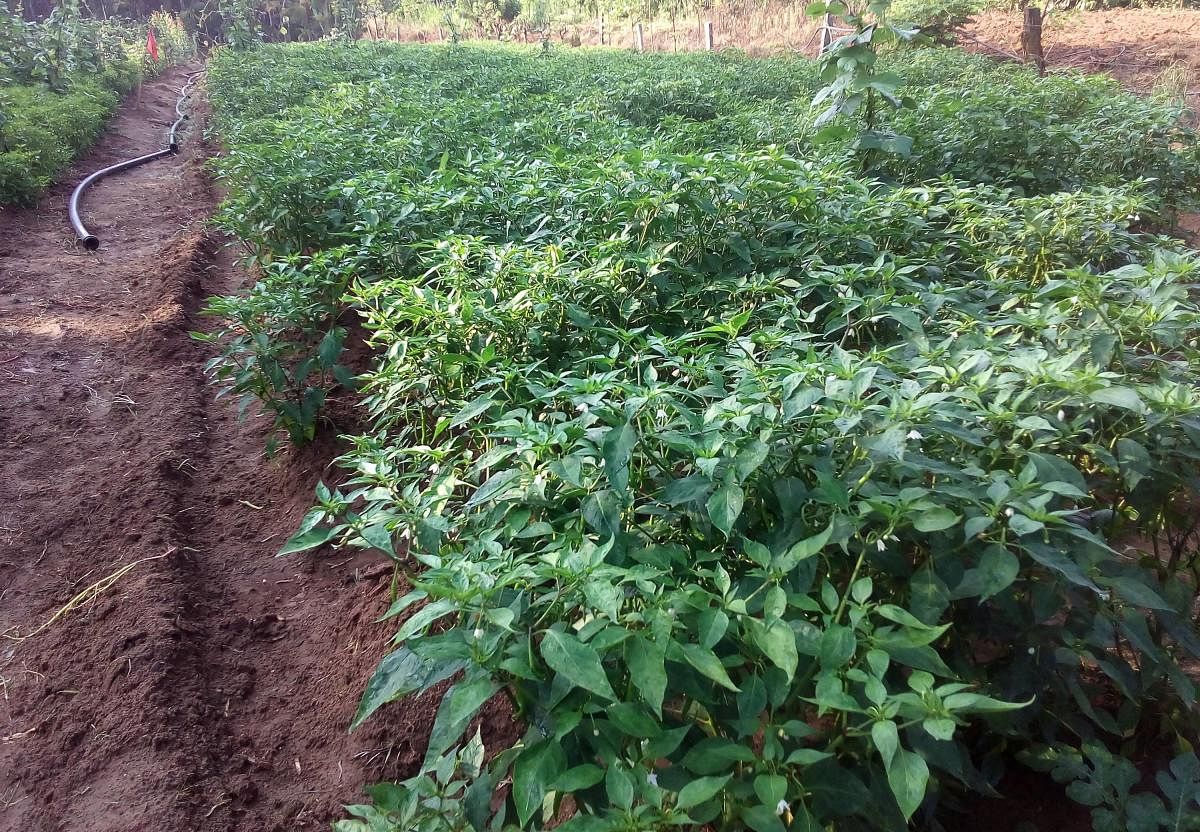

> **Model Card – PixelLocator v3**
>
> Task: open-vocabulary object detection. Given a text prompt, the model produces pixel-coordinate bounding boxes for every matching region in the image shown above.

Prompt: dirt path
[0,65,456,831]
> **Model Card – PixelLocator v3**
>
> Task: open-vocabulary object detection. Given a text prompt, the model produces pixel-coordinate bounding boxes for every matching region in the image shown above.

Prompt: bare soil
[0,64,516,831]
[964,9,1199,103]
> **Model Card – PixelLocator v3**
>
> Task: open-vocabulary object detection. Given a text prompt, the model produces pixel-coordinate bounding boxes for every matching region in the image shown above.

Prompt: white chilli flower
[428,463,439,474]
[776,800,789,816]
[472,628,484,640]
[876,539,886,552]
[647,773,658,787]
[1005,507,1015,517]
[906,429,923,441]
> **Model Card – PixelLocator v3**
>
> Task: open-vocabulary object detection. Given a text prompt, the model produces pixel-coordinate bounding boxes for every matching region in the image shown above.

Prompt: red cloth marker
[146,28,159,62]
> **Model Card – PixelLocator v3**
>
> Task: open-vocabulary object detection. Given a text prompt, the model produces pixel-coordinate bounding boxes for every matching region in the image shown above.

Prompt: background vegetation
[0,0,991,208]
[10,0,1194,57]
[335,0,1200,47]
[0,2,191,204]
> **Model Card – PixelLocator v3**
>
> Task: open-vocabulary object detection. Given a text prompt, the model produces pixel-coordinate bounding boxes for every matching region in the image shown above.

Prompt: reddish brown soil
[965,765,1090,832]
[964,8,1200,103]
[0,65,516,830]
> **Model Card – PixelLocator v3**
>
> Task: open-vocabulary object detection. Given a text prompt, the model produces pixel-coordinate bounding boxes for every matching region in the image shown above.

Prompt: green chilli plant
[442,11,462,43]
[194,249,359,452]
[201,44,1200,832]
[35,0,83,91]
[0,9,32,85]
[0,1,153,89]
[333,0,365,40]
[220,0,261,50]
[806,0,916,162]
[887,0,982,45]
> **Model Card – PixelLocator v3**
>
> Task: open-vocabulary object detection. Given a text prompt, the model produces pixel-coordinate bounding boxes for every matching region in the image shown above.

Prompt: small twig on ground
[958,31,1024,62]
[3,548,175,642]
[358,563,392,582]
[0,725,38,743]
[0,786,28,809]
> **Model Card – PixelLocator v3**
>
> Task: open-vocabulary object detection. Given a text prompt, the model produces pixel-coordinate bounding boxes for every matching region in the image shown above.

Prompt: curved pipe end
[80,234,100,251]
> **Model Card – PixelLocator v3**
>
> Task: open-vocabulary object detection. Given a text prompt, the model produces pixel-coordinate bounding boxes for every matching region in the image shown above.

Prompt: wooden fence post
[634,22,644,52]
[599,15,605,45]
[1022,6,1046,76]
[704,19,713,50]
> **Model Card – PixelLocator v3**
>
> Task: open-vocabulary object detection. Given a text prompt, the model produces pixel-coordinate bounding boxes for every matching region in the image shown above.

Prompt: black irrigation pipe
[69,68,206,252]
[169,69,204,150]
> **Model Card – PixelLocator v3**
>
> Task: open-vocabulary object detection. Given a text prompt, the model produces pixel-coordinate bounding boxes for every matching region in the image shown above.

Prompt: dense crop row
[205,43,1200,831]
